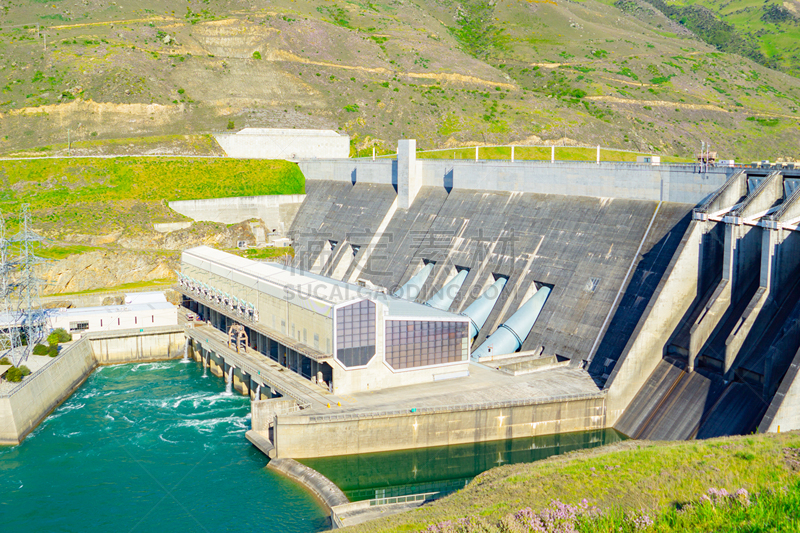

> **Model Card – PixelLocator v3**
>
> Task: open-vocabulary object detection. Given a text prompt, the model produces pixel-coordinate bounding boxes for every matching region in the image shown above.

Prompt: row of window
[386,320,467,370]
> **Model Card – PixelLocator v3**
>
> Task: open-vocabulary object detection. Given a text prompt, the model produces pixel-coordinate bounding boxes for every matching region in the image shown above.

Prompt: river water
[0,360,328,533]
[0,359,625,531]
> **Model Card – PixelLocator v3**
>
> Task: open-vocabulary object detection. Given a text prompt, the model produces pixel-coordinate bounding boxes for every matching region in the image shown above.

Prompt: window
[69,321,89,333]
[385,320,468,370]
[335,300,376,368]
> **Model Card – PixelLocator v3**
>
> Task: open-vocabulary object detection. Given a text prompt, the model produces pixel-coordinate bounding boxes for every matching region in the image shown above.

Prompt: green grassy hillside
[630,0,800,76]
[348,431,800,532]
[0,157,304,235]
[0,0,799,160]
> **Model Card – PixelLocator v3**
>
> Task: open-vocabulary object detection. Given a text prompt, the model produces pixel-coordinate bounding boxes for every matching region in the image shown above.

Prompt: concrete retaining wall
[169,195,306,230]
[274,394,606,458]
[759,346,800,433]
[214,129,349,160]
[0,327,185,445]
[251,398,298,432]
[0,339,95,445]
[299,159,733,204]
[267,457,349,513]
[89,328,185,364]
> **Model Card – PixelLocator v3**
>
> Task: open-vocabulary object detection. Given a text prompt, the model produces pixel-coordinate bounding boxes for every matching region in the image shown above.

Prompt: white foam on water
[159,434,179,444]
[131,362,173,372]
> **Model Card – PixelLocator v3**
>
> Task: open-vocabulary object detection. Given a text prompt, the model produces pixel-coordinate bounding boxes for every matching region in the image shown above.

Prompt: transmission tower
[10,205,47,366]
[0,210,22,362]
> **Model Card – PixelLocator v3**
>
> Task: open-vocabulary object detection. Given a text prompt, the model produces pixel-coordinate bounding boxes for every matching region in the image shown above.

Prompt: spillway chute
[425,269,469,311]
[461,277,507,339]
[471,285,551,360]
[393,263,434,301]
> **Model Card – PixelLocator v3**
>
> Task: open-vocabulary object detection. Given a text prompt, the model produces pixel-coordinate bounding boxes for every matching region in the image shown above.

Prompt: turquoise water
[302,428,624,502]
[0,360,327,533]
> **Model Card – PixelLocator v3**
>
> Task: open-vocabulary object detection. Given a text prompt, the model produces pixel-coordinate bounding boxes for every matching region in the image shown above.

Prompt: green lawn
[0,157,305,212]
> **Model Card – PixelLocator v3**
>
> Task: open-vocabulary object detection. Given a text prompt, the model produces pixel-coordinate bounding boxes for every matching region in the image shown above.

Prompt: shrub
[5,365,31,382]
[48,345,59,357]
[52,328,72,343]
[33,343,49,355]
[227,119,235,130]
[47,333,60,347]
[252,50,261,60]
[0,356,9,365]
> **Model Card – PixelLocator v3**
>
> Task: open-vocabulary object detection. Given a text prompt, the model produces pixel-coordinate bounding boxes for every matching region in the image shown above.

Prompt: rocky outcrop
[37,251,177,295]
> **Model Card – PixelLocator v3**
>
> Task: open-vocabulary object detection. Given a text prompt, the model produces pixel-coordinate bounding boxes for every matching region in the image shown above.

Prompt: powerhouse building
[178,246,470,394]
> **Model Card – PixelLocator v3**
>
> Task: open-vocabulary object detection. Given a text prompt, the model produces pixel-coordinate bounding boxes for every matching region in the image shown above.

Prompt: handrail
[186,328,313,409]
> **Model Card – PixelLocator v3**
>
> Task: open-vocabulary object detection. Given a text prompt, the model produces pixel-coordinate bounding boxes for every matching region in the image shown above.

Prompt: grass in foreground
[348,432,800,532]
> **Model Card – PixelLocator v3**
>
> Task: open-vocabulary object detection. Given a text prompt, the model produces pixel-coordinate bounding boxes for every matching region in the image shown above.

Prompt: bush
[32,343,49,355]
[48,345,59,357]
[52,328,72,343]
[5,365,31,383]
[252,50,261,60]
[227,119,235,130]
[47,333,60,347]
[0,356,9,365]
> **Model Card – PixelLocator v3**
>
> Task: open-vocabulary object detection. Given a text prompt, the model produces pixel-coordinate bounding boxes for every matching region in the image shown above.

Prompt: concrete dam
[178,140,800,460]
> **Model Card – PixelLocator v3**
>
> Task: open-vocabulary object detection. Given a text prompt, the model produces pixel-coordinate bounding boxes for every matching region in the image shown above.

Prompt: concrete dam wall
[289,179,692,372]
[283,150,800,450]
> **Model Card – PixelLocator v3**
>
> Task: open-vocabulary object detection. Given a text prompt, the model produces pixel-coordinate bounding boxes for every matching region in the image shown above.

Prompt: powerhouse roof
[181,246,464,321]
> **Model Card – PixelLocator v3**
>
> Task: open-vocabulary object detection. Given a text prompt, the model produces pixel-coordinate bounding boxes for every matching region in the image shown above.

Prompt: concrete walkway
[300,362,601,417]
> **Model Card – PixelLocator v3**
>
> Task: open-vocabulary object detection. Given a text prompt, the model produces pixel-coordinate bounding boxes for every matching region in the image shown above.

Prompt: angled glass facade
[385,320,468,370]
[335,300,376,368]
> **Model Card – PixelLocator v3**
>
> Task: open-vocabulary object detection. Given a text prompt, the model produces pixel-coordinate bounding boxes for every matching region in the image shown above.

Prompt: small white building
[636,155,661,165]
[49,302,177,337]
[213,128,351,160]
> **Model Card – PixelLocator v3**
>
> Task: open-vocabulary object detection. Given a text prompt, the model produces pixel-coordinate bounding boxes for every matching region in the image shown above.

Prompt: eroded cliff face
[38,250,177,294]
[36,220,262,294]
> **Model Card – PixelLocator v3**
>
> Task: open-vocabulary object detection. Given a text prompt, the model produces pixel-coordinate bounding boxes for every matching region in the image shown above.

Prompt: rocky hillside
[0,157,303,294]
[0,0,798,160]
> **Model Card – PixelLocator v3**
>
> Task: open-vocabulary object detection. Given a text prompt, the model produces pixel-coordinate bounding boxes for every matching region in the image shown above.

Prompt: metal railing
[331,491,442,528]
[187,328,312,410]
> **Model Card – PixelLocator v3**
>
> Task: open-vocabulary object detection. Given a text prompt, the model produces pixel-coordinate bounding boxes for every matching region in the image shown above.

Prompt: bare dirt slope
[0,0,798,159]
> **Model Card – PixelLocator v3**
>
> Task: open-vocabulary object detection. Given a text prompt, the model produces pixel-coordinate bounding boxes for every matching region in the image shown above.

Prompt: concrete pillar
[510,145,514,162]
[397,139,420,209]
[551,145,555,163]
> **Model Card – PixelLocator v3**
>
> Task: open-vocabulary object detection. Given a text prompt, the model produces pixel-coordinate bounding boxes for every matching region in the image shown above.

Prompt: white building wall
[49,304,177,336]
